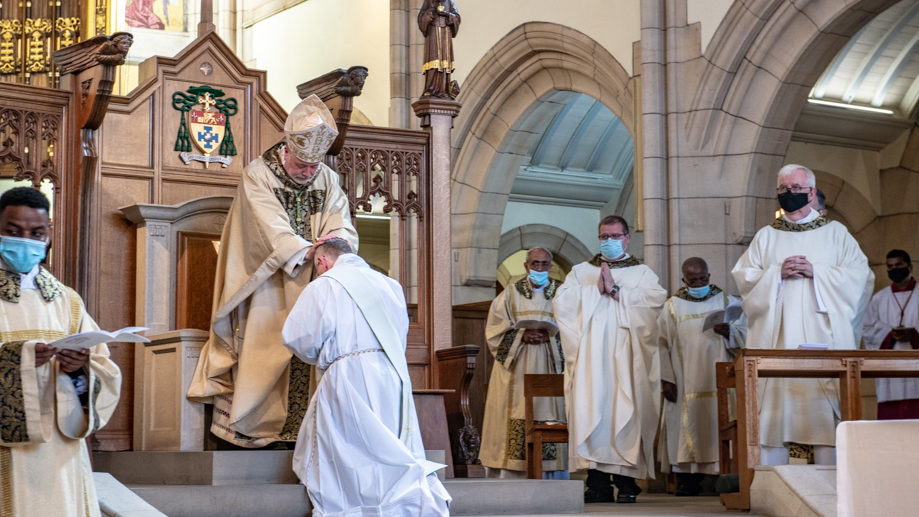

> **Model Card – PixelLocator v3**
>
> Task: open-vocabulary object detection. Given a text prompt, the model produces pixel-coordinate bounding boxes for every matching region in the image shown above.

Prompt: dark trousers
[586,469,641,496]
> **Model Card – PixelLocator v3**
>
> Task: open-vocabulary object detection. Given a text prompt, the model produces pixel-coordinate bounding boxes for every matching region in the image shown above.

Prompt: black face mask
[888,267,911,284]
[777,191,811,213]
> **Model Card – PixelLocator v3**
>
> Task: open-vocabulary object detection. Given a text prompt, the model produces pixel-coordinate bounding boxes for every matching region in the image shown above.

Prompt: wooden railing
[717,349,919,510]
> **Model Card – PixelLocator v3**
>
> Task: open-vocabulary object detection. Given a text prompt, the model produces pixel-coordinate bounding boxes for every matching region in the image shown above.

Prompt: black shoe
[584,488,615,503]
[675,485,701,497]
[616,493,637,503]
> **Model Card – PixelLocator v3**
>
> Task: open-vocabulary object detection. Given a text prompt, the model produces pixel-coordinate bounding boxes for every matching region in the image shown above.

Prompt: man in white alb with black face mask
[553,215,666,503]
[732,164,874,466]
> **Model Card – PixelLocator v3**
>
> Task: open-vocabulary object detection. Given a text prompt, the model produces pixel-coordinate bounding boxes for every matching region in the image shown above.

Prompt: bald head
[681,257,710,288]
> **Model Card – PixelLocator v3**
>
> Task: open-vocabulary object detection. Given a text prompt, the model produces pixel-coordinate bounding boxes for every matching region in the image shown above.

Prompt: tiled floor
[475,494,764,517]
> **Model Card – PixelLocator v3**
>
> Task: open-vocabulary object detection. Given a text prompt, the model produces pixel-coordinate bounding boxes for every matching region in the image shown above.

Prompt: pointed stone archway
[643,0,902,291]
[451,22,636,303]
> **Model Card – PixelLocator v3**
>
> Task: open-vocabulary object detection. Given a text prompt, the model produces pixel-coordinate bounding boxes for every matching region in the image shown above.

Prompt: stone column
[412,98,461,359]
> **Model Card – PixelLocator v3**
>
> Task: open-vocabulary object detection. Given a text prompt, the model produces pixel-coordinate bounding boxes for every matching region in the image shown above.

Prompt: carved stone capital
[412,98,461,128]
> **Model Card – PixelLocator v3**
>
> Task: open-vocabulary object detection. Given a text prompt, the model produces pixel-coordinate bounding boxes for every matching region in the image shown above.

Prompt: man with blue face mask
[553,215,667,503]
[480,247,568,480]
[0,187,122,516]
[657,257,747,496]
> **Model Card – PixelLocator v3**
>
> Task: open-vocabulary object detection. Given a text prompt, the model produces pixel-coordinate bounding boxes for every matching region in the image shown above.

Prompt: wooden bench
[524,374,568,479]
[717,349,919,510]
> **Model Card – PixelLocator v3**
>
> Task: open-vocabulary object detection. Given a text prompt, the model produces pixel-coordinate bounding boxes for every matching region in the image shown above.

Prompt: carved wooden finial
[198,0,216,37]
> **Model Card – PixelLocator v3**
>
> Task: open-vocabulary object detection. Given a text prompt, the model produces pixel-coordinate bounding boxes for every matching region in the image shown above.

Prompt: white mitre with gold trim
[284,94,339,163]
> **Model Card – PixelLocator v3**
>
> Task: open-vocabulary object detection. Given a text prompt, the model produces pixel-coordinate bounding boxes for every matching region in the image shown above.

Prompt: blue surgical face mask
[600,238,624,260]
[0,235,47,273]
[686,285,710,299]
[528,270,549,286]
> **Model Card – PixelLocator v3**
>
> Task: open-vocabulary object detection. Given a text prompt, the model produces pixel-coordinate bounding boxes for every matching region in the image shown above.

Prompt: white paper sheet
[49,326,150,351]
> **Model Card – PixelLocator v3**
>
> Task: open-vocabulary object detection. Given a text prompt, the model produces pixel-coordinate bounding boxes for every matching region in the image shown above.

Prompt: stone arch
[497,224,592,270]
[685,0,900,244]
[451,22,634,303]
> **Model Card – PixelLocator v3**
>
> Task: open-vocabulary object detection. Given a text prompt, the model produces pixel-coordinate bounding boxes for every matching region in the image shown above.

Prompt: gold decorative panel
[0,0,87,87]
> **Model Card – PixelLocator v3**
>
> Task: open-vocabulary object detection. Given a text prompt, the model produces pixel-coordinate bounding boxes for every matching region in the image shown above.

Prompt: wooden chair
[524,374,568,479]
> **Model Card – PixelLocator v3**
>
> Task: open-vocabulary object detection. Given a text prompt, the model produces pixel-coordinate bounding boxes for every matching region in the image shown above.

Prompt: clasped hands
[521,329,550,345]
[597,262,620,300]
[781,255,813,279]
[34,343,90,373]
[891,326,914,343]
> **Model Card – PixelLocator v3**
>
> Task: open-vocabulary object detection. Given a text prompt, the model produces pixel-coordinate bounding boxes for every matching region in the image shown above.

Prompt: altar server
[863,249,919,419]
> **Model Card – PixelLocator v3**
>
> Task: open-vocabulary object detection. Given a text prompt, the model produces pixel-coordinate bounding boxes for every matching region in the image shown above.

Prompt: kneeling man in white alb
[282,237,451,516]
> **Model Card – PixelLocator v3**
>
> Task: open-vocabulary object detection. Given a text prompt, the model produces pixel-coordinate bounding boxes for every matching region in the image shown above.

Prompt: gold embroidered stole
[770,216,829,232]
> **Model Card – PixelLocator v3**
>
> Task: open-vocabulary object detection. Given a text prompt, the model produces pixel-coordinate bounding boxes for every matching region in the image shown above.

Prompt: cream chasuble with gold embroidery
[480,278,567,475]
[187,141,358,447]
[657,287,746,474]
[0,267,121,517]
[732,212,873,447]
[553,255,667,478]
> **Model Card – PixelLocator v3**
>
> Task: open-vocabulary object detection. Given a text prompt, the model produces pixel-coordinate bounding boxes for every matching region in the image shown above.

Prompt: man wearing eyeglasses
[732,164,873,466]
[554,215,667,503]
[480,247,568,480]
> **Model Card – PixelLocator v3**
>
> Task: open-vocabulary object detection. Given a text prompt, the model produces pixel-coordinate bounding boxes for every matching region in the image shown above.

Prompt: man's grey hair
[777,164,816,188]
[525,246,554,263]
[314,238,353,260]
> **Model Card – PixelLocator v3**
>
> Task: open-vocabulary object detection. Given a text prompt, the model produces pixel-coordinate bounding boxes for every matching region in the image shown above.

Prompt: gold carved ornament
[24,17,52,75]
[0,19,21,75]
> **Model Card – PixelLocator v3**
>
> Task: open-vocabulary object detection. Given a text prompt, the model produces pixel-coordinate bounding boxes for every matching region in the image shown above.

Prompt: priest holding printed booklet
[732,164,873,466]
[480,246,568,480]
[554,215,666,503]
[0,187,122,517]
[657,257,746,496]
[188,95,358,448]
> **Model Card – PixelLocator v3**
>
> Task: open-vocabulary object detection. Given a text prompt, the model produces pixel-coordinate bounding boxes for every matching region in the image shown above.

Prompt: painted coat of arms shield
[190,109,226,156]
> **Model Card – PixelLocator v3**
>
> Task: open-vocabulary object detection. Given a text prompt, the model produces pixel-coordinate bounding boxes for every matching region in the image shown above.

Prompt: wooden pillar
[412,98,460,386]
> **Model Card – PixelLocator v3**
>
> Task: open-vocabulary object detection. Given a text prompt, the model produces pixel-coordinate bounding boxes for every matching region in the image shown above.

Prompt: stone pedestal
[412,97,460,357]
[133,330,208,451]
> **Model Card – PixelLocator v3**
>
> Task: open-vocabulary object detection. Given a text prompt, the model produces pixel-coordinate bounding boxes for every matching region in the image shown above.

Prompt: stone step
[129,484,310,517]
[127,479,584,517]
[94,451,299,486]
[95,450,584,516]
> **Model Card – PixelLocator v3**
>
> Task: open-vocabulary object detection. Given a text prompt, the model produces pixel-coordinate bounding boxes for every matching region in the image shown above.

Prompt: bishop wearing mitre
[657,257,746,496]
[188,95,358,448]
[732,164,873,465]
[553,215,666,504]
